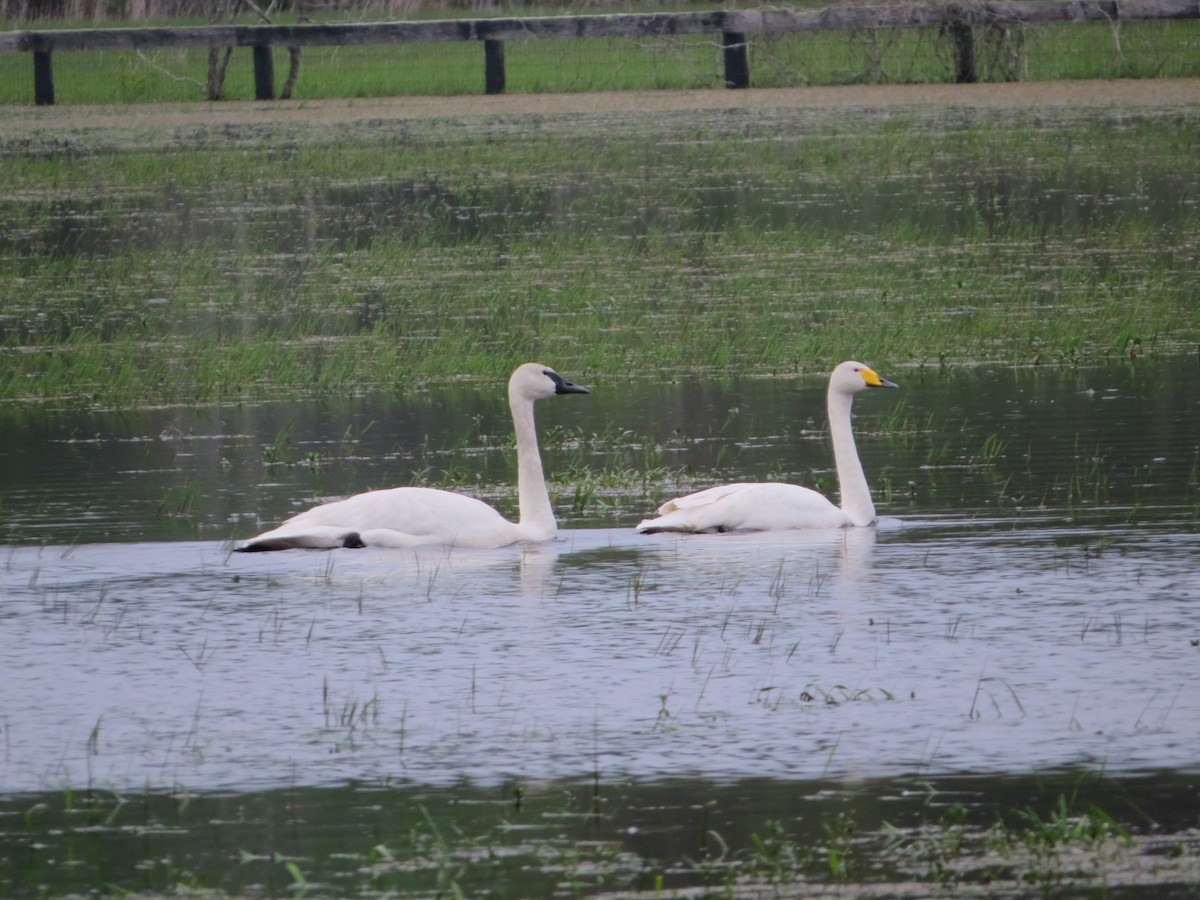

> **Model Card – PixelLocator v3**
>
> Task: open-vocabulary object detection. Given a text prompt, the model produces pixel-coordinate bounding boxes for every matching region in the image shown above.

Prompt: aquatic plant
[1007,794,1133,852]
[746,818,806,884]
[799,683,897,705]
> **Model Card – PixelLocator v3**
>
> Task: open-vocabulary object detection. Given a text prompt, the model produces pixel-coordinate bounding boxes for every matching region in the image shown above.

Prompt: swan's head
[509,362,590,402]
[831,360,899,395]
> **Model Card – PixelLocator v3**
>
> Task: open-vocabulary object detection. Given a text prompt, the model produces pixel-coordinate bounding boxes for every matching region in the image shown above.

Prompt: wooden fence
[1,0,1197,105]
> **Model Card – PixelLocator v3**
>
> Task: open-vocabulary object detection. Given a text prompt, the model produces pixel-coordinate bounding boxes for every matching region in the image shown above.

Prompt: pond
[1,357,1198,895]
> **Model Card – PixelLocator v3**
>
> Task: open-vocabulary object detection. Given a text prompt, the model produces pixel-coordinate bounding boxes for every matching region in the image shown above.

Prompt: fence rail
[1,0,1197,104]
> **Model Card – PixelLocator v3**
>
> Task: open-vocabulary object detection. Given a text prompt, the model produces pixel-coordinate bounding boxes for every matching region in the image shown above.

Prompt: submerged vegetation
[1,100,1197,409]
[4,771,1197,897]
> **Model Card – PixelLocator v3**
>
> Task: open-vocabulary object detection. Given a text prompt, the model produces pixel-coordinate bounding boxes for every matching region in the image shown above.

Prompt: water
[4,518,1197,793]
[1,359,1198,894]
[3,358,1198,545]
[3,147,1193,259]
[1,358,1197,791]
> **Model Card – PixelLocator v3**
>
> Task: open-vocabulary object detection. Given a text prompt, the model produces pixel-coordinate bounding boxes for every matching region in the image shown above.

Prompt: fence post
[484,39,505,94]
[33,49,55,105]
[948,22,977,83]
[722,32,749,88]
[253,44,275,100]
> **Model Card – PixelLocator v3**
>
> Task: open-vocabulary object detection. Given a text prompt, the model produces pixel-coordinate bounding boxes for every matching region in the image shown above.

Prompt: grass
[1,12,1198,104]
[0,12,1197,412]
[1,100,1197,409]
[4,769,1188,897]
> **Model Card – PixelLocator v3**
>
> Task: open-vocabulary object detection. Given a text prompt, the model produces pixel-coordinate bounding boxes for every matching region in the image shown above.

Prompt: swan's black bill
[548,371,589,395]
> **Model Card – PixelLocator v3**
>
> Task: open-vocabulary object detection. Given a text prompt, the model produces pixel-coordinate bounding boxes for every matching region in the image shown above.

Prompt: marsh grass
[735,787,1156,891]
[1,89,1198,407]
[3,771,1195,897]
[800,683,897,704]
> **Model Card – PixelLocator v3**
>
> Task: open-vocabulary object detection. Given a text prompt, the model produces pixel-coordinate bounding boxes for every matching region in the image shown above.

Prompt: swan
[636,360,897,534]
[236,363,588,551]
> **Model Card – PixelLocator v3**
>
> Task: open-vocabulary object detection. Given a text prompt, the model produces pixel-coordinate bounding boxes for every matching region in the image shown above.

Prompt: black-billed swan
[236,363,588,551]
[636,360,897,534]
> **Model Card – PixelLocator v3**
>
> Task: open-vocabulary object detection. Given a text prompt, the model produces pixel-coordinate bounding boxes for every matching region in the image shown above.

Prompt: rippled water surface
[3,515,1198,794]
[2,359,1199,895]
[2,358,1198,793]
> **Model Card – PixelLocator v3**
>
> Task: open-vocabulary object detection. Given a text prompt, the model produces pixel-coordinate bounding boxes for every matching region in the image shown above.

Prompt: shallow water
[3,146,1193,260]
[2,517,1198,797]
[2,358,1198,797]
[3,357,1199,546]
[2,360,1199,896]
[3,767,1199,898]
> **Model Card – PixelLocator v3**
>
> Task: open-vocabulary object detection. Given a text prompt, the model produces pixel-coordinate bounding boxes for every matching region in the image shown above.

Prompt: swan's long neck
[511,393,556,541]
[828,386,876,526]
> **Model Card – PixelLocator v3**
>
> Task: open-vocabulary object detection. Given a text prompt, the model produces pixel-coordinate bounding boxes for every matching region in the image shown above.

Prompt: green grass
[1,15,1198,104]
[0,96,1197,408]
[1,756,1194,896]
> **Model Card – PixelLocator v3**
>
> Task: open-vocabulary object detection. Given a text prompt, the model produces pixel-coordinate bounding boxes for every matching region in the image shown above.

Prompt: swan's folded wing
[637,482,848,533]
[637,483,764,533]
[653,483,757,516]
[237,487,519,550]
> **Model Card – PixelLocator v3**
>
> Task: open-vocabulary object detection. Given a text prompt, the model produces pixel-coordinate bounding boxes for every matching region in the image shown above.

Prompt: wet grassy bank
[1,89,1198,409]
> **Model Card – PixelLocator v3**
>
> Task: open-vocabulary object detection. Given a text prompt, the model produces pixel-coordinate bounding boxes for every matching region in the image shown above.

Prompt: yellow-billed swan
[636,361,897,534]
[236,363,588,551]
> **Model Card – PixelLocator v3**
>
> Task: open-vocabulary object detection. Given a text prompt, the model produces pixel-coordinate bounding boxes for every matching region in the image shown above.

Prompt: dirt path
[2,77,1197,133]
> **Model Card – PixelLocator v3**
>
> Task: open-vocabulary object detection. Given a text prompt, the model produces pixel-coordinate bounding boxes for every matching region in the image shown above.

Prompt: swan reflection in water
[514,523,881,605]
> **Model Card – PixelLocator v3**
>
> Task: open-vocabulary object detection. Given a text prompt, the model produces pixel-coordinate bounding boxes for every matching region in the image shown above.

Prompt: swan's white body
[637,361,897,534]
[236,363,588,551]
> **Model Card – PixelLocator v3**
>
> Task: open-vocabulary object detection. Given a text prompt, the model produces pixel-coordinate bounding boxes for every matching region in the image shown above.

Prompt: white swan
[636,361,897,534]
[236,363,588,551]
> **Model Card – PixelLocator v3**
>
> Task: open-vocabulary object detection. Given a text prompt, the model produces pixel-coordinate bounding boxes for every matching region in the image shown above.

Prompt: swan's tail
[235,528,366,551]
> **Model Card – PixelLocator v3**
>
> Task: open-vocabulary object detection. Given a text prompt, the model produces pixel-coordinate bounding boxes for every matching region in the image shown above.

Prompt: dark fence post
[948,22,977,83]
[484,39,505,94]
[722,32,749,88]
[33,49,55,105]
[253,44,275,99]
